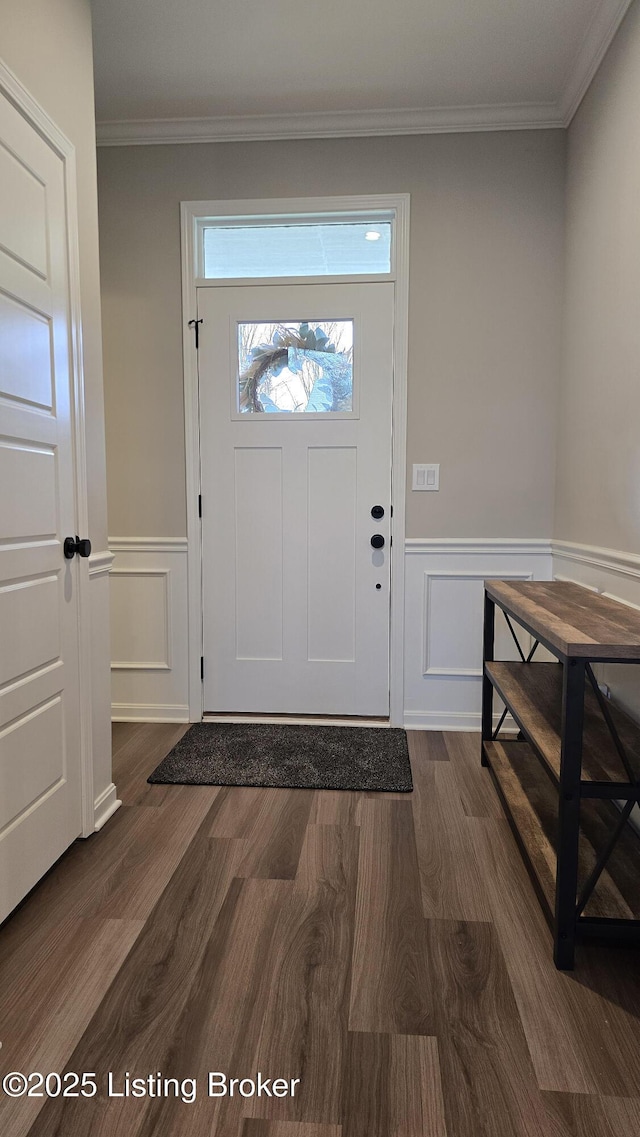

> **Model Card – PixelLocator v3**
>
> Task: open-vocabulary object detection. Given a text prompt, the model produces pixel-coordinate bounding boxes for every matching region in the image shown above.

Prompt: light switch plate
[412,463,439,491]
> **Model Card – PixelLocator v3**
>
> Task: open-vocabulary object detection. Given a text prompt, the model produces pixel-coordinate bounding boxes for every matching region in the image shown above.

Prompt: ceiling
[90,0,633,145]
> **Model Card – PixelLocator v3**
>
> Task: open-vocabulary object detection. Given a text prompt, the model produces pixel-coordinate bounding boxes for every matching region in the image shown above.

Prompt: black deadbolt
[371,505,384,520]
[64,535,92,559]
[370,534,385,549]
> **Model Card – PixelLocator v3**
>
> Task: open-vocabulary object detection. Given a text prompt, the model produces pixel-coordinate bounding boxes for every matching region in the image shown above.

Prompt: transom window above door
[193,211,397,286]
[237,319,354,414]
[199,216,393,280]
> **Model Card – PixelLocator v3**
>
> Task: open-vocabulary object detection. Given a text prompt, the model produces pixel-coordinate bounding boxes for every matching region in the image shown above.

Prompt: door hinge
[200,655,205,681]
[198,494,202,518]
[188,318,203,348]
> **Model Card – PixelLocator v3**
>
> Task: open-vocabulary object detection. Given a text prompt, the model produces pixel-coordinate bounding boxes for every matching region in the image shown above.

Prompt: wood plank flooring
[0,725,638,1136]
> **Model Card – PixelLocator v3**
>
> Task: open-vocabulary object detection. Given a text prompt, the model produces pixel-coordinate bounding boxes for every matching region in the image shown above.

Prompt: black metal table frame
[481,589,640,970]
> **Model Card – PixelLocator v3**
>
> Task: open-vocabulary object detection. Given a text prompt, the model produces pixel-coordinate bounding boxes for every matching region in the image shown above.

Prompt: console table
[482,579,640,969]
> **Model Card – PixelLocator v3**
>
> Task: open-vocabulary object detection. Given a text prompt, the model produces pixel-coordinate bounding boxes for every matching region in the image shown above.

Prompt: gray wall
[555,0,640,553]
[97,130,566,539]
[554,0,640,729]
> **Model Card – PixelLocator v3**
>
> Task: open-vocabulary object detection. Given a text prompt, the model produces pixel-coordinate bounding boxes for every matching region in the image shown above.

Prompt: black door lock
[371,505,384,519]
[64,535,92,559]
[370,534,385,549]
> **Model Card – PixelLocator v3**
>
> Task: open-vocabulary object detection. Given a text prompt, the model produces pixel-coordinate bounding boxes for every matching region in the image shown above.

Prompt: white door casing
[199,283,394,716]
[181,196,409,725]
[0,66,89,921]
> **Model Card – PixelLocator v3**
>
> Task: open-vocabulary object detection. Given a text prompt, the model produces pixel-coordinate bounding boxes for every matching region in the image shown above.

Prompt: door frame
[0,58,96,835]
[180,194,409,726]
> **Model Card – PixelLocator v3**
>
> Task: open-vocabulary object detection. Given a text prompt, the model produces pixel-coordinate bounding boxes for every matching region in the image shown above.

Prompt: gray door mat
[148,723,413,792]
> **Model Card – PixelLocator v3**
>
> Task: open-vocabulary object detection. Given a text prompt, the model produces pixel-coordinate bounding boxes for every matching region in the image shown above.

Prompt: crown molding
[95,102,562,147]
[94,0,633,147]
[558,0,634,124]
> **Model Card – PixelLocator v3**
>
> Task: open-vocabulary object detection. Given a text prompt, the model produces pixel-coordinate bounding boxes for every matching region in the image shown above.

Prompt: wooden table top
[485,579,640,659]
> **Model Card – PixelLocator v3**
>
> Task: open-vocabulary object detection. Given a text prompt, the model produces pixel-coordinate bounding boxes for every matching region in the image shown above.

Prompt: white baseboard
[404,710,519,732]
[112,702,190,723]
[93,782,122,831]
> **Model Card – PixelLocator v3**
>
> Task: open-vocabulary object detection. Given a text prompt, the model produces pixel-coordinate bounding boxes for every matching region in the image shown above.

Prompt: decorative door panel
[0,85,83,921]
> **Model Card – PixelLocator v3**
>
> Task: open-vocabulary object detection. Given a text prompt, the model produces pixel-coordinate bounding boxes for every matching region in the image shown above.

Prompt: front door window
[237,319,354,414]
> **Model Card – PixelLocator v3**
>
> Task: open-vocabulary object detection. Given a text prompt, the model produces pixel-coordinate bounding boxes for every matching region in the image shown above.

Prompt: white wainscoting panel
[89,550,121,829]
[404,539,553,730]
[552,540,640,727]
[110,539,190,722]
[552,540,640,834]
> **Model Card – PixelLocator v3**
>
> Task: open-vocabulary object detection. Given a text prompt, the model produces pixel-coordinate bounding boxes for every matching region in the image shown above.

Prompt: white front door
[0,86,83,920]
[199,282,394,716]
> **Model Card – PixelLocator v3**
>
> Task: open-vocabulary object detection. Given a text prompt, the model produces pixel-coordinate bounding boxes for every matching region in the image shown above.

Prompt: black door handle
[64,535,92,559]
[371,534,385,549]
[371,505,384,520]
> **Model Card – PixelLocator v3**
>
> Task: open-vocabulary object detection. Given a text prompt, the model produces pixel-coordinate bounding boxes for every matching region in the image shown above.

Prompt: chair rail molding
[88,549,115,577]
[405,537,552,556]
[109,537,188,553]
[552,539,640,582]
[403,537,553,730]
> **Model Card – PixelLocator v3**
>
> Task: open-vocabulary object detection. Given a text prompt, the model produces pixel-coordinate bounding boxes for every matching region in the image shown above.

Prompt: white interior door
[199,283,394,716]
[0,87,83,920]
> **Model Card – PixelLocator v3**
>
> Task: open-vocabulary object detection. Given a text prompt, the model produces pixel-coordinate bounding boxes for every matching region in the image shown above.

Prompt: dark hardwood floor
[0,724,639,1136]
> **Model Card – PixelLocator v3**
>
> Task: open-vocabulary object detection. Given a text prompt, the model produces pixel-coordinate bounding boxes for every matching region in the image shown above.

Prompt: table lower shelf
[483,739,640,925]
